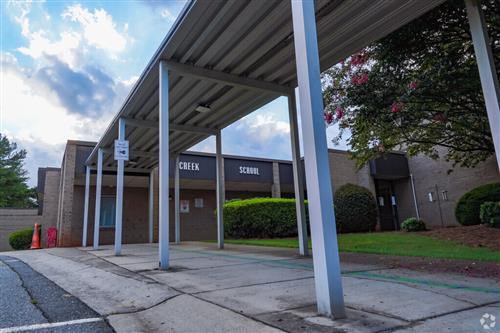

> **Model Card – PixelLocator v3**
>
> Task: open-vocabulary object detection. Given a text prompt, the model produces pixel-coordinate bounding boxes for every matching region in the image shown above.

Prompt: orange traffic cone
[30,223,41,249]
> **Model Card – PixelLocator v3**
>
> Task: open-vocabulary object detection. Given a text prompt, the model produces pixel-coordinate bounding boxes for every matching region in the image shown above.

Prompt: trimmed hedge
[479,202,500,228]
[455,183,500,226]
[9,227,34,250]
[334,184,377,233]
[401,217,426,232]
[223,198,308,238]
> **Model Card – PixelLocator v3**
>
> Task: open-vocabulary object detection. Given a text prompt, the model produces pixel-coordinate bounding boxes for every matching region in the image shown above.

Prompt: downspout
[410,173,420,220]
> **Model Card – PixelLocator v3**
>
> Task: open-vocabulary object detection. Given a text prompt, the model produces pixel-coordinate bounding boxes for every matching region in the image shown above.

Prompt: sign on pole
[114,140,129,161]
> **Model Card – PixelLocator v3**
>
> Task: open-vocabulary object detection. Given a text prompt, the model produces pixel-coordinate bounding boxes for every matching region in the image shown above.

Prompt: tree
[322,0,499,168]
[0,134,37,208]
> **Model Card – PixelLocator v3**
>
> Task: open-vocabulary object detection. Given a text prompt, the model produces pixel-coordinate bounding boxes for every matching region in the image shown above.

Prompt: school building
[30,140,498,248]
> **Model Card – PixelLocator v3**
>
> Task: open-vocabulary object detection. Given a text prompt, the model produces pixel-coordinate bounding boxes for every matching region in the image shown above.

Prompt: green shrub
[334,184,377,233]
[455,183,500,226]
[401,217,426,232]
[223,198,308,238]
[479,202,500,228]
[9,227,34,250]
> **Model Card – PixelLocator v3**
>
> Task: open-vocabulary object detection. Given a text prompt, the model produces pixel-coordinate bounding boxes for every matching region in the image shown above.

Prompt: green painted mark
[345,271,500,294]
[172,248,500,295]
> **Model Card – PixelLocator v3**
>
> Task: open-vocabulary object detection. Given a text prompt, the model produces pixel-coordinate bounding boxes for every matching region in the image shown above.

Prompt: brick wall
[0,213,41,251]
[328,150,375,195]
[408,151,500,227]
[0,169,61,251]
[56,144,77,246]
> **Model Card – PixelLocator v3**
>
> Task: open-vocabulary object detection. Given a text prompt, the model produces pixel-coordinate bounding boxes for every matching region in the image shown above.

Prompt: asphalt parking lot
[0,256,114,333]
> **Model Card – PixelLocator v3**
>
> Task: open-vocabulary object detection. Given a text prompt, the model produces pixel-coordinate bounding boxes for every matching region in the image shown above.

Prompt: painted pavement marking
[0,318,103,333]
[170,248,500,295]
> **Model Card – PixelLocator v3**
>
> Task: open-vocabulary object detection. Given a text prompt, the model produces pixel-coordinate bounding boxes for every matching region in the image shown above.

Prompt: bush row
[9,227,34,250]
[224,184,377,238]
[455,182,500,228]
[223,198,307,238]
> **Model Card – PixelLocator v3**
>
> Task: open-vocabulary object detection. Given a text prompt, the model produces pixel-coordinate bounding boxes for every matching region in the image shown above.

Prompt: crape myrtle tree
[322,0,499,169]
[0,134,37,208]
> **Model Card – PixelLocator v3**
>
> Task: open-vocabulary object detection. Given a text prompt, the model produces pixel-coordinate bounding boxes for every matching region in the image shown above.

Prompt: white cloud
[62,4,128,56]
[237,114,290,144]
[9,0,33,37]
[0,57,112,185]
[160,8,176,21]
[18,30,81,67]
[120,75,139,87]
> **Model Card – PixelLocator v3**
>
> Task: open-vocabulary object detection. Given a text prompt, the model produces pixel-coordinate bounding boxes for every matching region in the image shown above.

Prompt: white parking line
[0,318,103,333]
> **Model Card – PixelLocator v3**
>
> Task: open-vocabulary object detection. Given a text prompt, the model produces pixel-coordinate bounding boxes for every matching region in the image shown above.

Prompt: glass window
[100,197,116,228]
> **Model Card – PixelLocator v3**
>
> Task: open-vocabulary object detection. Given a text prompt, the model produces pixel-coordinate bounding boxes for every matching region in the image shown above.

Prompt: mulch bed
[420,224,500,251]
[340,252,500,281]
[340,225,500,280]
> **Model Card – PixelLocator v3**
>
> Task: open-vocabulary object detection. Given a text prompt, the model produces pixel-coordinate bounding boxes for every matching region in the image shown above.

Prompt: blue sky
[1,0,346,186]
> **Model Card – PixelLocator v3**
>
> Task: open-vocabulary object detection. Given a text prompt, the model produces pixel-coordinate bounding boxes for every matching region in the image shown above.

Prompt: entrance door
[375,180,399,231]
[100,197,116,228]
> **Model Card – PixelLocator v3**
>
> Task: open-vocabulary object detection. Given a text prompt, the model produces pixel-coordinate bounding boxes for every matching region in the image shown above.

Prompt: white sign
[179,161,200,171]
[239,166,260,175]
[114,140,129,161]
[180,200,190,213]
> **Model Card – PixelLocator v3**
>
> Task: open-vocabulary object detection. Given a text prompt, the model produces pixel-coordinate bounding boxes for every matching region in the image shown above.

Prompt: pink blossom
[391,101,404,113]
[351,73,369,85]
[408,81,418,90]
[350,52,369,66]
[432,112,447,122]
[324,112,333,124]
[335,107,344,119]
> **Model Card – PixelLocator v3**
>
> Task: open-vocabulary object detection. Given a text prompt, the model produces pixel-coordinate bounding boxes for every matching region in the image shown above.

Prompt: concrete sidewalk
[4,242,500,333]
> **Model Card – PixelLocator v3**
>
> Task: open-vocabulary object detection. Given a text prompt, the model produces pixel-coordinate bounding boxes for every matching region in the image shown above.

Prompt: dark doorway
[375,180,400,231]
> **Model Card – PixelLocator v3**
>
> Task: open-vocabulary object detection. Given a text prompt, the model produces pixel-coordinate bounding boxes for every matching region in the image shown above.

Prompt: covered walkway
[5,243,500,332]
[80,0,500,318]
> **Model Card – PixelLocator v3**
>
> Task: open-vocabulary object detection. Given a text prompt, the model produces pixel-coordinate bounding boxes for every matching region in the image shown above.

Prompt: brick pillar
[271,162,281,198]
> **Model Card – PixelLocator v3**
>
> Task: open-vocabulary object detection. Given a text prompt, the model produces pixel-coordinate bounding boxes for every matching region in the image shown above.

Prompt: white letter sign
[114,140,129,161]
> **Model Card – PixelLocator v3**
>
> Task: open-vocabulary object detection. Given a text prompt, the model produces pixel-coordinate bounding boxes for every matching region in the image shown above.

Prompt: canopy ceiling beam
[162,60,293,96]
[123,117,217,135]
[123,118,158,129]
[170,123,218,135]
[100,166,153,174]
[101,148,157,159]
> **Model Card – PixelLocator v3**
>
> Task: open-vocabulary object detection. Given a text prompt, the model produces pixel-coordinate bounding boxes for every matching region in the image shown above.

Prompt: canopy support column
[114,118,125,256]
[82,166,90,247]
[174,154,181,244]
[291,0,345,318]
[148,171,154,243]
[159,61,170,269]
[465,0,500,172]
[93,148,103,250]
[288,94,309,257]
[216,130,224,249]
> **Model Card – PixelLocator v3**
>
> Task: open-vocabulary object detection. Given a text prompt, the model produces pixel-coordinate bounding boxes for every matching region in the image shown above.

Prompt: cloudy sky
[1,0,346,186]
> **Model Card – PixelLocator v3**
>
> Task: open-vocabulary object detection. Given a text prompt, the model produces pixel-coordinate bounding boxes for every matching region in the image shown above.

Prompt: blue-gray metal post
[465,0,500,172]
[159,61,170,269]
[93,148,103,250]
[82,166,90,247]
[291,0,346,318]
[114,118,126,255]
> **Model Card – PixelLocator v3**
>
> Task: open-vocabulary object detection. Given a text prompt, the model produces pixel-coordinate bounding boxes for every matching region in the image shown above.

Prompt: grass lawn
[220,232,500,263]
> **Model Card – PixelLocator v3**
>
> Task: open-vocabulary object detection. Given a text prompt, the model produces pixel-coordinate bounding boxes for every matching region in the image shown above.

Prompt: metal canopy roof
[86,0,444,171]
